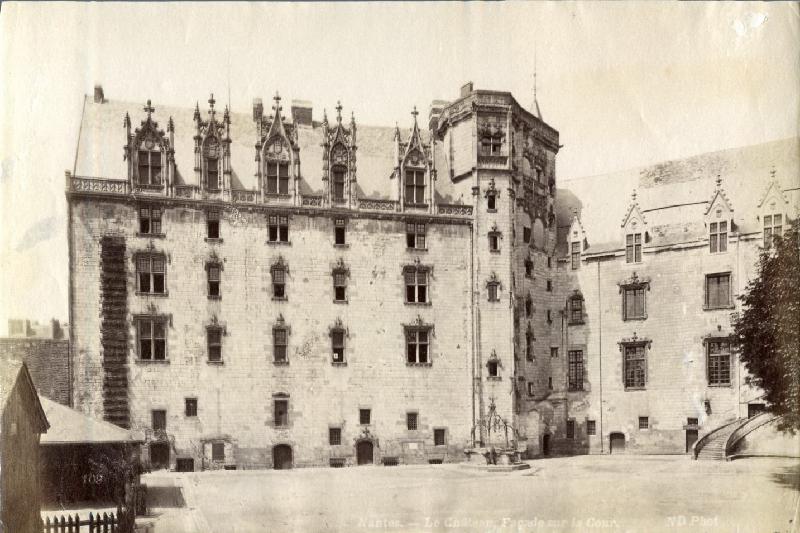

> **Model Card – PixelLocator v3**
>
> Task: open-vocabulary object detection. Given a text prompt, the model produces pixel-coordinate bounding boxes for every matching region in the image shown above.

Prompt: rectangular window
[587,420,596,435]
[137,254,166,294]
[151,409,166,431]
[525,259,533,278]
[709,221,727,253]
[547,310,552,324]
[272,267,286,299]
[705,273,731,309]
[207,211,220,239]
[334,218,346,245]
[208,264,221,298]
[207,328,222,362]
[527,382,535,396]
[624,345,647,389]
[268,215,289,243]
[639,416,649,430]
[481,136,502,156]
[185,398,197,417]
[206,157,219,191]
[406,328,430,364]
[550,347,558,358]
[566,420,575,439]
[406,223,426,249]
[333,271,347,302]
[139,207,163,235]
[626,233,642,263]
[548,377,553,390]
[623,287,646,320]
[266,162,290,195]
[523,226,531,243]
[489,233,500,252]
[138,150,162,186]
[359,408,371,425]
[332,168,346,202]
[329,427,342,446]
[137,318,167,361]
[487,283,499,302]
[434,428,446,446]
[546,280,552,292]
[526,331,533,361]
[273,328,288,363]
[404,169,425,205]
[707,340,731,385]
[331,330,345,363]
[569,298,583,324]
[211,442,225,461]
[274,399,289,427]
[763,214,783,247]
[487,194,497,211]
[406,412,418,431]
[404,268,428,303]
[568,350,584,391]
[571,242,580,270]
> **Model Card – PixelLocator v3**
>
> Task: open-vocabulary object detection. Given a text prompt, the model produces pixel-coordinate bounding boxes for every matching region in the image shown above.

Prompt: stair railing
[692,417,746,459]
[724,412,779,459]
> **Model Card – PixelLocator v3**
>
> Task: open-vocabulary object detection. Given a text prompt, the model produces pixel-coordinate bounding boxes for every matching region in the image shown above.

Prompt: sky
[0,2,798,330]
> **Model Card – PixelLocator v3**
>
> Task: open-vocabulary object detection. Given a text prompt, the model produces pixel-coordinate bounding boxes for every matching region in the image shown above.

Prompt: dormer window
[625,233,642,263]
[204,138,221,191]
[763,214,783,248]
[332,167,346,203]
[267,161,290,195]
[137,147,162,186]
[709,221,728,253]
[571,242,581,270]
[404,168,425,206]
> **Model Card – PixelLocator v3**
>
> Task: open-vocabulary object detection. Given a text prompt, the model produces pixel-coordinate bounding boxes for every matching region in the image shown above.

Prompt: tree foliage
[733,219,800,431]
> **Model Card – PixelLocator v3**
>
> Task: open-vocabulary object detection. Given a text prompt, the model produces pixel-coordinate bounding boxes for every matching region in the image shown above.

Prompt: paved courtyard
[139,455,799,533]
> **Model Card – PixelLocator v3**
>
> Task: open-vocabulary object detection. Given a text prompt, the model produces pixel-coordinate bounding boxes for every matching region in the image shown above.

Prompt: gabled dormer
[124,100,174,195]
[321,102,357,208]
[621,190,647,264]
[705,176,734,253]
[394,107,435,213]
[757,169,790,248]
[193,94,232,199]
[254,92,301,204]
[567,209,587,270]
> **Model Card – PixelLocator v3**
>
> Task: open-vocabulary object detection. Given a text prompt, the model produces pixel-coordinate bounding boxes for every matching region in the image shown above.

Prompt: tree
[733,219,800,431]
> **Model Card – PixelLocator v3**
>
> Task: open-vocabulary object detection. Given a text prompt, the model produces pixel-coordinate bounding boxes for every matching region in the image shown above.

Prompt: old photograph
[1,2,798,532]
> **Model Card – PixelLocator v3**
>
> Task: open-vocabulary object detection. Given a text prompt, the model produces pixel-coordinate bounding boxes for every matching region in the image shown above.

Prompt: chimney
[93,85,105,104]
[252,98,263,121]
[291,100,313,126]
[460,82,474,98]
[428,100,449,131]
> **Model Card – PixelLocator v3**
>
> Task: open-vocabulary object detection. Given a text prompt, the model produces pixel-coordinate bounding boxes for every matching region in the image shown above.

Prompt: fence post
[89,512,94,533]
[102,512,109,533]
[44,516,51,533]
[59,515,66,533]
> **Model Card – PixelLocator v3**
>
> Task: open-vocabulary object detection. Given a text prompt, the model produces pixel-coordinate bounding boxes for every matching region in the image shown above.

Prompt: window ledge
[136,184,165,191]
[135,359,170,365]
[487,376,502,382]
[624,387,647,392]
[622,316,647,322]
[207,360,224,366]
[136,232,166,239]
[136,291,169,298]
[332,361,348,367]
[333,299,348,304]
[487,209,497,214]
[272,296,288,302]
[208,295,222,301]
[703,304,735,311]
[266,240,292,246]
[205,237,223,244]
[404,203,429,208]
[405,301,432,307]
[406,247,428,252]
[265,193,292,199]
[568,320,585,326]
[567,388,585,393]
[406,362,433,367]
[333,243,350,249]
[489,249,501,254]
[707,383,732,388]
[273,361,289,366]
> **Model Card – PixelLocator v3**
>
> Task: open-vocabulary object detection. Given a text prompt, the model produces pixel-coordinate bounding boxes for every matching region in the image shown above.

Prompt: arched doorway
[356,440,374,465]
[542,434,551,456]
[609,432,626,454]
[273,444,293,470]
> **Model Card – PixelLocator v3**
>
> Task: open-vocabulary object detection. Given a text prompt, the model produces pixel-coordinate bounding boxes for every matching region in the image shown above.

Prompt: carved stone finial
[631,189,637,202]
[411,105,419,122]
[770,166,776,179]
[194,102,200,121]
[124,112,131,129]
[167,116,174,133]
[208,93,217,119]
[272,91,282,114]
[144,100,155,118]
[715,174,722,188]
[336,101,343,123]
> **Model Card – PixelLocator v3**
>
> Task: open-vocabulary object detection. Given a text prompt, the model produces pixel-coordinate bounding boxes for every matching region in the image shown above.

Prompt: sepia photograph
[0,2,798,532]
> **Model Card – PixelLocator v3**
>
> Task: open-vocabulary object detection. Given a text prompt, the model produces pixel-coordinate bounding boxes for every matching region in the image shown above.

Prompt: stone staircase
[694,418,749,460]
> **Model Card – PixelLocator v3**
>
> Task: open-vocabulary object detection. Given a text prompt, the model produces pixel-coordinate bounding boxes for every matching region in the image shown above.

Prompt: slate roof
[39,396,143,445]
[556,138,800,256]
[73,96,463,204]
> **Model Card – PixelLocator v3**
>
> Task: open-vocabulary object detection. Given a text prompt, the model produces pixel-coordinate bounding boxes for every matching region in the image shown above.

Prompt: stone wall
[0,339,70,405]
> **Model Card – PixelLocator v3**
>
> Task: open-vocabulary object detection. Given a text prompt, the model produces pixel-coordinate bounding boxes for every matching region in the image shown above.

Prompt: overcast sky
[1,2,798,329]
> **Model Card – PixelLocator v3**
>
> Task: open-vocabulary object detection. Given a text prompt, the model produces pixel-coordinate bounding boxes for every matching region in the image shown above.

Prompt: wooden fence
[42,506,134,533]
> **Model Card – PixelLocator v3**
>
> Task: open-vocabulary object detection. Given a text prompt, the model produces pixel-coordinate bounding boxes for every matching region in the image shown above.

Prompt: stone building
[66,82,797,468]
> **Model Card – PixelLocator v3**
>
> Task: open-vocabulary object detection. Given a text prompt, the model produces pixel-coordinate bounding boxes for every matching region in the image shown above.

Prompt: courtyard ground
[138,455,799,533]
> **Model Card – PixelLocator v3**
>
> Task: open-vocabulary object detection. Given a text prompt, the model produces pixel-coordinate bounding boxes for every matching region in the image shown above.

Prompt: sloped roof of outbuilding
[0,359,49,433]
[39,396,143,445]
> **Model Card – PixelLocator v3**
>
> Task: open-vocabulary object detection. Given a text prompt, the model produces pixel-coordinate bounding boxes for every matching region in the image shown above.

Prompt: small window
[624,344,647,389]
[547,310,553,324]
[274,399,289,427]
[151,409,166,431]
[546,280,552,292]
[548,377,553,390]
[266,161,290,195]
[709,221,727,253]
[139,207,163,235]
[333,270,347,302]
[525,295,533,317]
[525,329,534,361]
[626,233,642,263]
[639,416,649,430]
[488,232,500,252]
[571,242,580,270]
[707,340,731,386]
[359,408,371,425]
[137,254,166,294]
[207,211,220,239]
[569,297,583,324]
[487,282,500,302]
[211,442,225,461]
[185,398,197,417]
[329,427,342,445]
[586,420,596,435]
[268,215,289,243]
[487,193,497,212]
[404,267,429,304]
[406,223,426,249]
[273,327,288,363]
[434,428,446,446]
[763,214,783,248]
[332,168,346,202]
[568,350,584,391]
[272,265,287,299]
[331,329,345,363]
[547,256,552,269]
[406,328,430,364]
[623,287,646,320]
[406,412,418,431]
[481,136,502,156]
[208,264,221,298]
[137,318,167,361]
[687,417,699,426]
[550,347,558,358]
[705,273,731,309]
[566,420,575,439]
[523,226,531,244]
[334,218,346,245]
[525,259,533,278]
[207,327,222,362]
[527,382,535,396]
[404,169,426,205]
[487,360,499,378]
